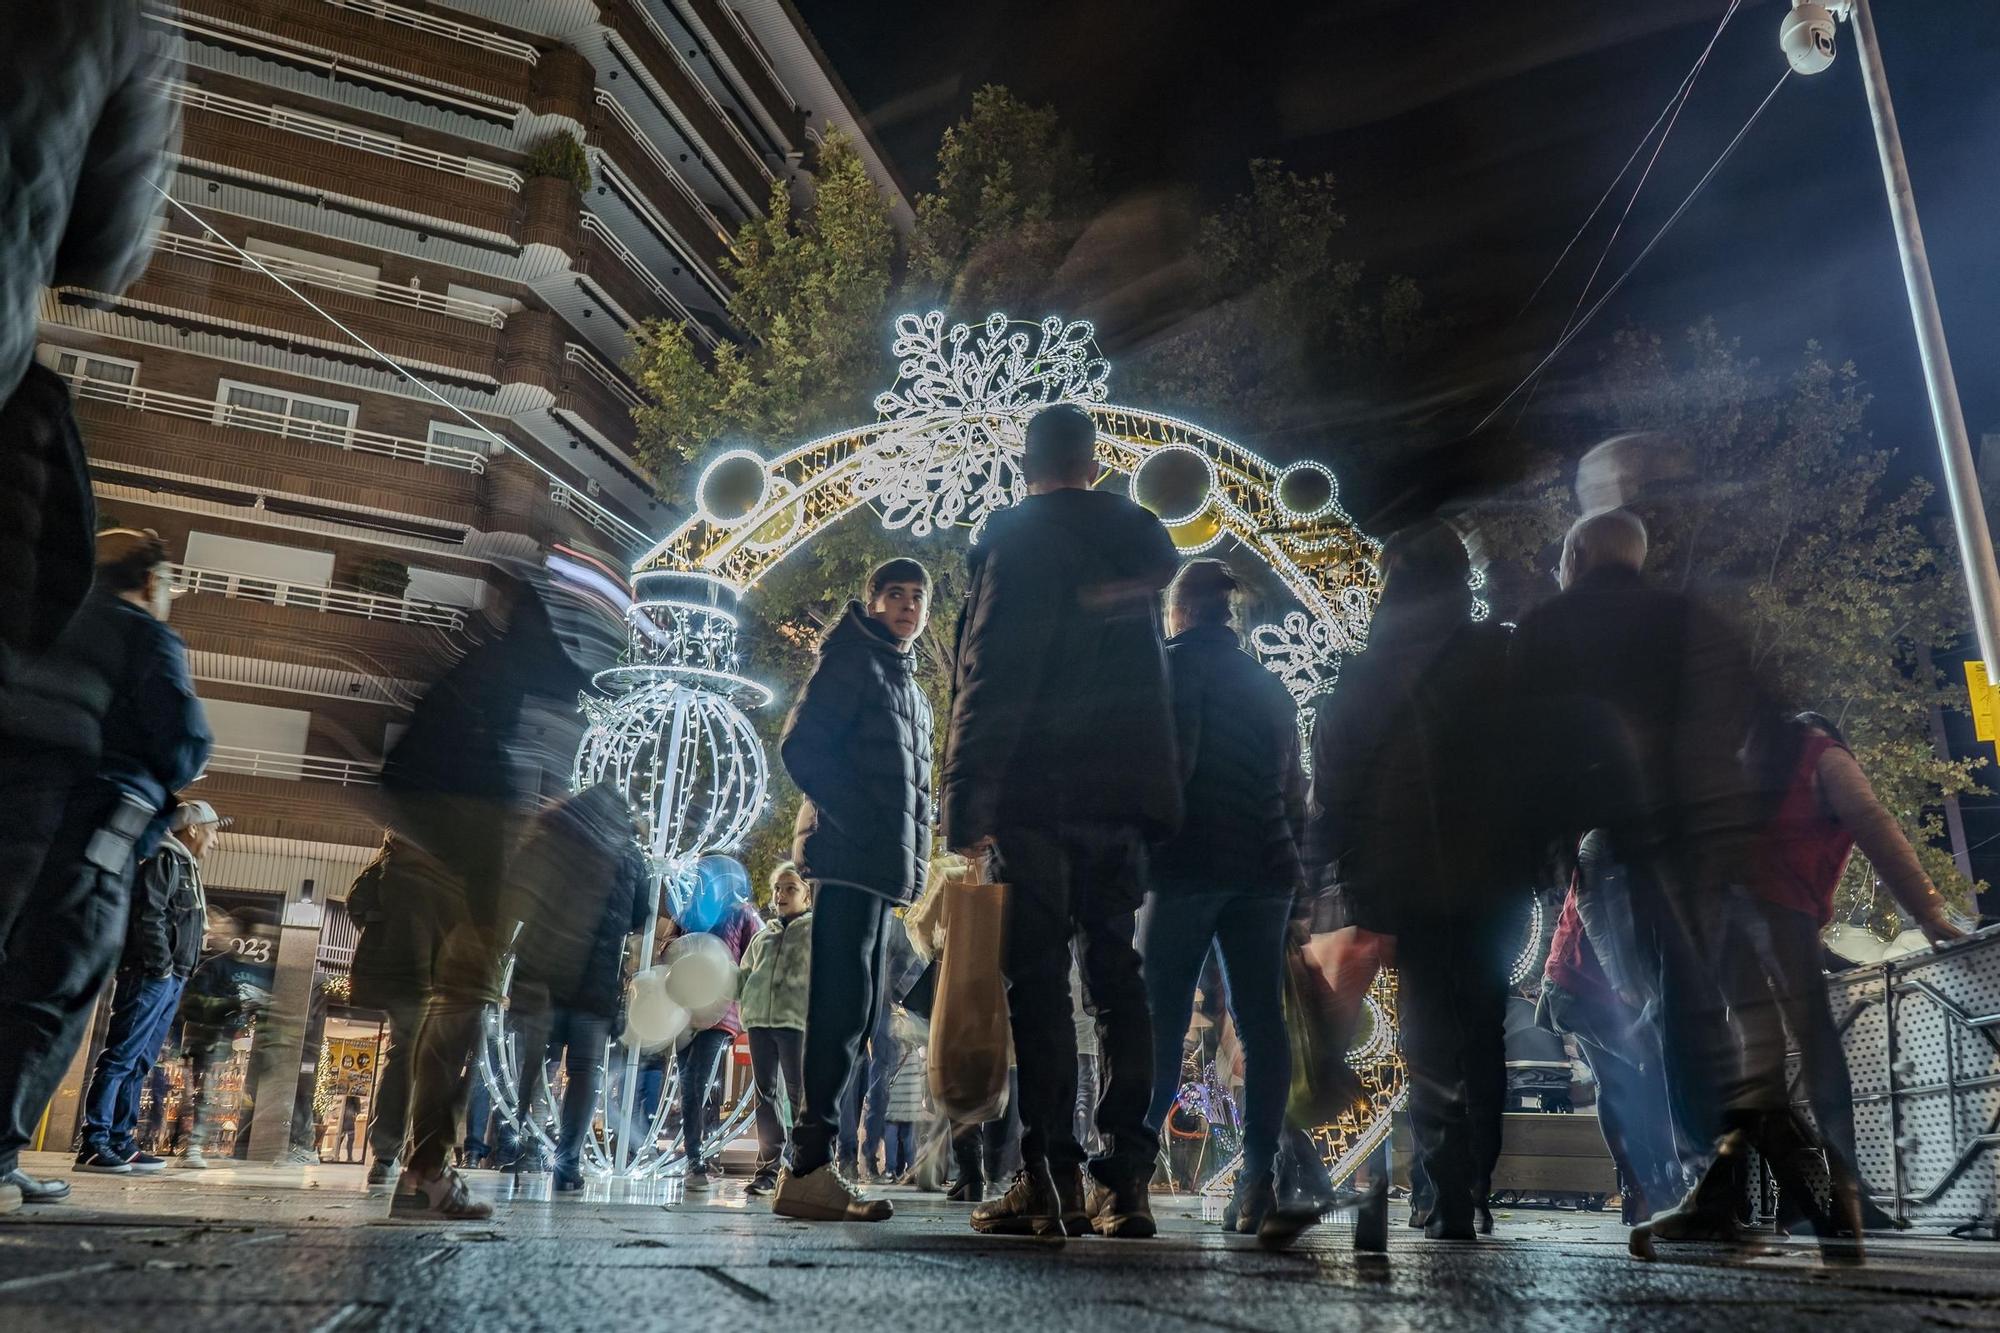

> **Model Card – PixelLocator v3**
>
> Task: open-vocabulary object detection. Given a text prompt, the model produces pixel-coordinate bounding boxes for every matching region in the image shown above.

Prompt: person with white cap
[75,799,226,1177]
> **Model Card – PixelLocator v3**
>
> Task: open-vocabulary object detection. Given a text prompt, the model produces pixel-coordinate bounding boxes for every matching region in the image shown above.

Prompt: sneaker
[365,1159,398,1188]
[1084,1167,1157,1240]
[390,1167,495,1221]
[277,1146,319,1168]
[1052,1164,1092,1238]
[553,1170,585,1193]
[745,1169,779,1198]
[684,1163,712,1193]
[971,1164,1065,1239]
[4,1169,71,1203]
[180,1148,209,1170]
[74,1150,134,1175]
[0,1182,19,1215]
[771,1163,893,1222]
[125,1152,169,1175]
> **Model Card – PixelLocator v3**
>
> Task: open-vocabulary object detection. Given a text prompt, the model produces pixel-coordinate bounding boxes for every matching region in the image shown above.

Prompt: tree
[907,85,1096,318]
[1482,322,1983,925]
[627,129,895,492]
[1122,160,1443,445]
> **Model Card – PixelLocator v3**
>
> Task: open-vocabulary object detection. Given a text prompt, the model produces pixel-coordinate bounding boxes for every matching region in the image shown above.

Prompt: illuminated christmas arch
[581,310,1405,1188]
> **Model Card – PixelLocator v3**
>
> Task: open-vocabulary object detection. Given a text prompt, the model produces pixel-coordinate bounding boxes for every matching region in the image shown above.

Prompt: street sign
[1965,660,2000,743]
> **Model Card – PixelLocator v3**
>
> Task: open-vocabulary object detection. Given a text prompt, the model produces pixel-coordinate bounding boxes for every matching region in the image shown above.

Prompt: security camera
[1781,1,1838,75]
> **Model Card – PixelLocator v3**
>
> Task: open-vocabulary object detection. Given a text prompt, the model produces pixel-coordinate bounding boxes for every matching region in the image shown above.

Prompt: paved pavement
[2,1152,1996,1332]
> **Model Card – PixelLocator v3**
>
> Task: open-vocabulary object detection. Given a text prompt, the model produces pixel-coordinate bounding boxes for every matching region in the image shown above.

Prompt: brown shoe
[771,1164,892,1222]
[971,1164,1065,1240]
[1085,1167,1157,1240]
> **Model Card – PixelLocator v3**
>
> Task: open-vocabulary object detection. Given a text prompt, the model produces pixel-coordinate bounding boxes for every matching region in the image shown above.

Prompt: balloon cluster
[623,855,746,1051]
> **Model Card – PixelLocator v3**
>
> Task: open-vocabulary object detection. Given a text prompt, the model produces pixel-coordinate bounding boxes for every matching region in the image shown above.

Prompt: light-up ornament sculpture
[481,569,770,1183]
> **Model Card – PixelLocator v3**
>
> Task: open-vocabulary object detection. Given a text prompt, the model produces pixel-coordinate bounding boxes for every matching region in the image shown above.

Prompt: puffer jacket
[507,783,651,1019]
[736,910,811,1031]
[123,833,206,978]
[942,487,1182,846]
[781,602,934,903]
[0,585,211,858]
[1152,624,1305,895]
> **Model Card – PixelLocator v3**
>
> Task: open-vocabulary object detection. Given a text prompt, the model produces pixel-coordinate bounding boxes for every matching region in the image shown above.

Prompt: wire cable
[1473,68,1793,436]
[1517,0,1742,321]
[141,181,654,547]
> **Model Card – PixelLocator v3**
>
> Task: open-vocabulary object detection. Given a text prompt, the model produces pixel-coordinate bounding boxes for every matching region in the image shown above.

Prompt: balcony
[680,0,806,156]
[557,342,643,454]
[598,0,772,205]
[587,89,733,279]
[120,234,504,377]
[165,0,536,123]
[193,767,383,845]
[206,744,380,787]
[167,79,522,240]
[169,581,468,682]
[577,212,687,329]
[156,231,506,328]
[169,564,469,630]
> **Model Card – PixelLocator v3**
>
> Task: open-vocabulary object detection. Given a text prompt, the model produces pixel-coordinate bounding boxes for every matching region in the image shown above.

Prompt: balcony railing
[579,212,714,344]
[550,479,644,546]
[592,90,734,251]
[564,342,646,413]
[154,231,507,327]
[619,0,772,188]
[205,744,380,786]
[319,0,541,63]
[60,373,488,473]
[158,79,523,190]
[170,563,469,629]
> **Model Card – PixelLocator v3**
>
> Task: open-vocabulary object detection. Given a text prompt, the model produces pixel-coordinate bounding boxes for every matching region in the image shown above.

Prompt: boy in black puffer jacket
[773,559,934,1224]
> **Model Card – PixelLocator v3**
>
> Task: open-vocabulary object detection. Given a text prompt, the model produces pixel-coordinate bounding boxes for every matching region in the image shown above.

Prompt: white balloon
[663,934,738,1011]
[624,967,685,1047]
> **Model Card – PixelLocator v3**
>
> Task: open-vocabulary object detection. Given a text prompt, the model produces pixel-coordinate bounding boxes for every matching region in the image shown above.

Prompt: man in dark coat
[0,529,210,1213]
[0,2,177,669]
[1307,519,1514,1241]
[773,558,934,1223]
[942,402,1182,1240]
[76,799,224,1177]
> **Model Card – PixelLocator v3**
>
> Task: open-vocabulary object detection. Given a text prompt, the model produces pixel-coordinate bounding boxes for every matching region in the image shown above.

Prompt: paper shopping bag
[926,855,1012,1125]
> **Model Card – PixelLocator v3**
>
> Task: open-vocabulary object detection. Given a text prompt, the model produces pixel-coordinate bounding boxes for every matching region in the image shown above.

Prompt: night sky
[800,0,2000,484]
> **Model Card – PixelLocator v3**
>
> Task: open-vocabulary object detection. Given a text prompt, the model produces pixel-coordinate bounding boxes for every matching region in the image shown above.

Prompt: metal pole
[1848,0,2000,675]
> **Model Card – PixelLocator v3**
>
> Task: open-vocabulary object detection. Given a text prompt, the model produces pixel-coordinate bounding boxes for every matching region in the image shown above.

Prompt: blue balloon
[676,854,749,934]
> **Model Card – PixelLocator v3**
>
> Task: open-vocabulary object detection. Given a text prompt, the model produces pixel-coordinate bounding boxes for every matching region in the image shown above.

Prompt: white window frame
[214,378,361,449]
[37,344,142,392]
[428,420,503,460]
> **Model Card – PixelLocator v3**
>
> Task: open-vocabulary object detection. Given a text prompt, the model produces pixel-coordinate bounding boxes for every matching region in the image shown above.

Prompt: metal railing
[550,479,643,545]
[154,230,507,327]
[620,0,772,186]
[205,744,381,786]
[158,79,524,190]
[61,373,488,473]
[592,90,735,248]
[564,342,647,413]
[578,212,713,345]
[170,563,468,629]
[320,0,541,63]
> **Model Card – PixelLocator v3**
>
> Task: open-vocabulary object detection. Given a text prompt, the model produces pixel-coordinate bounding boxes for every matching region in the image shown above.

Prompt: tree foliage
[627,130,895,492]
[1481,323,1983,924]
[907,85,1096,319]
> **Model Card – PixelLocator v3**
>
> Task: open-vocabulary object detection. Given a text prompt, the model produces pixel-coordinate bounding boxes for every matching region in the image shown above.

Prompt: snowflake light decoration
[1250,610,1350,707]
[855,311,1111,537]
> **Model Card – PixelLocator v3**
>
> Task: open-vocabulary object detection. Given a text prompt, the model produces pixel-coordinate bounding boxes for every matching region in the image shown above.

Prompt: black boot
[1228,1172,1277,1235]
[948,1133,985,1204]
[971,1162,1065,1239]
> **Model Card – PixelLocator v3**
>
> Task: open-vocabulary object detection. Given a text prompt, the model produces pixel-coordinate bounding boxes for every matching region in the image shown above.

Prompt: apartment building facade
[36,0,907,1157]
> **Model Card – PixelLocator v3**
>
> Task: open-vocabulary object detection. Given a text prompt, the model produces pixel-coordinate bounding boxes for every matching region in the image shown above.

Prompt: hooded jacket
[1153,623,1305,895]
[942,488,1182,846]
[736,909,812,1031]
[123,832,206,978]
[780,603,935,903]
[506,783,651,1019]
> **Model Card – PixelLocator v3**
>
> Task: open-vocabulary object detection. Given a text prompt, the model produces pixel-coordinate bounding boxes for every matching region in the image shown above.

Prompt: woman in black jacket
[773,558,934,1224]
[1140,559,1307,1238]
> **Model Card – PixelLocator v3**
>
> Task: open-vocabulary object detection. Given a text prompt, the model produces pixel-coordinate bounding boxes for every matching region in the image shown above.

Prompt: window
[201,698,312,780]
[244,238,380,283]
[215,379,359,447]
[428,420,500,462]
[37,345,140,398]
[444,283,523,316]
[183,531,335,588]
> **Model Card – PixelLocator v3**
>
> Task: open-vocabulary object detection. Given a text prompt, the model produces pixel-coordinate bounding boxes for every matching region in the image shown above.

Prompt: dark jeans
[996,824,1157,1182]
[1397,908,1509,1230]
[748,1026,803,1174]
[0,781,136,1176]
[367,998,423,1166]
[1730,894,1858,1174]
[81,970,186,1155]
[883,1120,916,1176]
[678,1026,732,1169]
[1138,889,1291,1184]
[511,1003,612,1175]
[839,1002,894,1168]
[406,914,501,1176]
[791,884,896,1175]
[1543,980,1684,1209]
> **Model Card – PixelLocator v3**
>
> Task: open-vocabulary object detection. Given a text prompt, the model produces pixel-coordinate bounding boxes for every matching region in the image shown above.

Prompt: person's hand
[1920,914,1967,947]
[950,837,994,860]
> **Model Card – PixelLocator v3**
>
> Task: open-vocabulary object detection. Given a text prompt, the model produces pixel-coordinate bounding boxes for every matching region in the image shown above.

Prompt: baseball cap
[171,800,232,831]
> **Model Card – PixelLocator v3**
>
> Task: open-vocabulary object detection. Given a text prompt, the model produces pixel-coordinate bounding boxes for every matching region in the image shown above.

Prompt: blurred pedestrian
[76,799,223,1176]
[333,1095,361,1165]
[739,863,812,1197]
[503,783,650,1192]
[0,529,209,1214]
[376,578,594,1220]
[671,857,761,1193]
[1138,559,1314,1242]
[345,834,437,1189]
[883,1008,928,1180]
[0,2,176,675]
[1309,519,1514,1240]
[943,402,1182,1240]
[774,559,934,1223]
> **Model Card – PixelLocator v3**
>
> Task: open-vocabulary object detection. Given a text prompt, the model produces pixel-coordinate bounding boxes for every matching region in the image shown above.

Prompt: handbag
[925,853,1012,1125]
